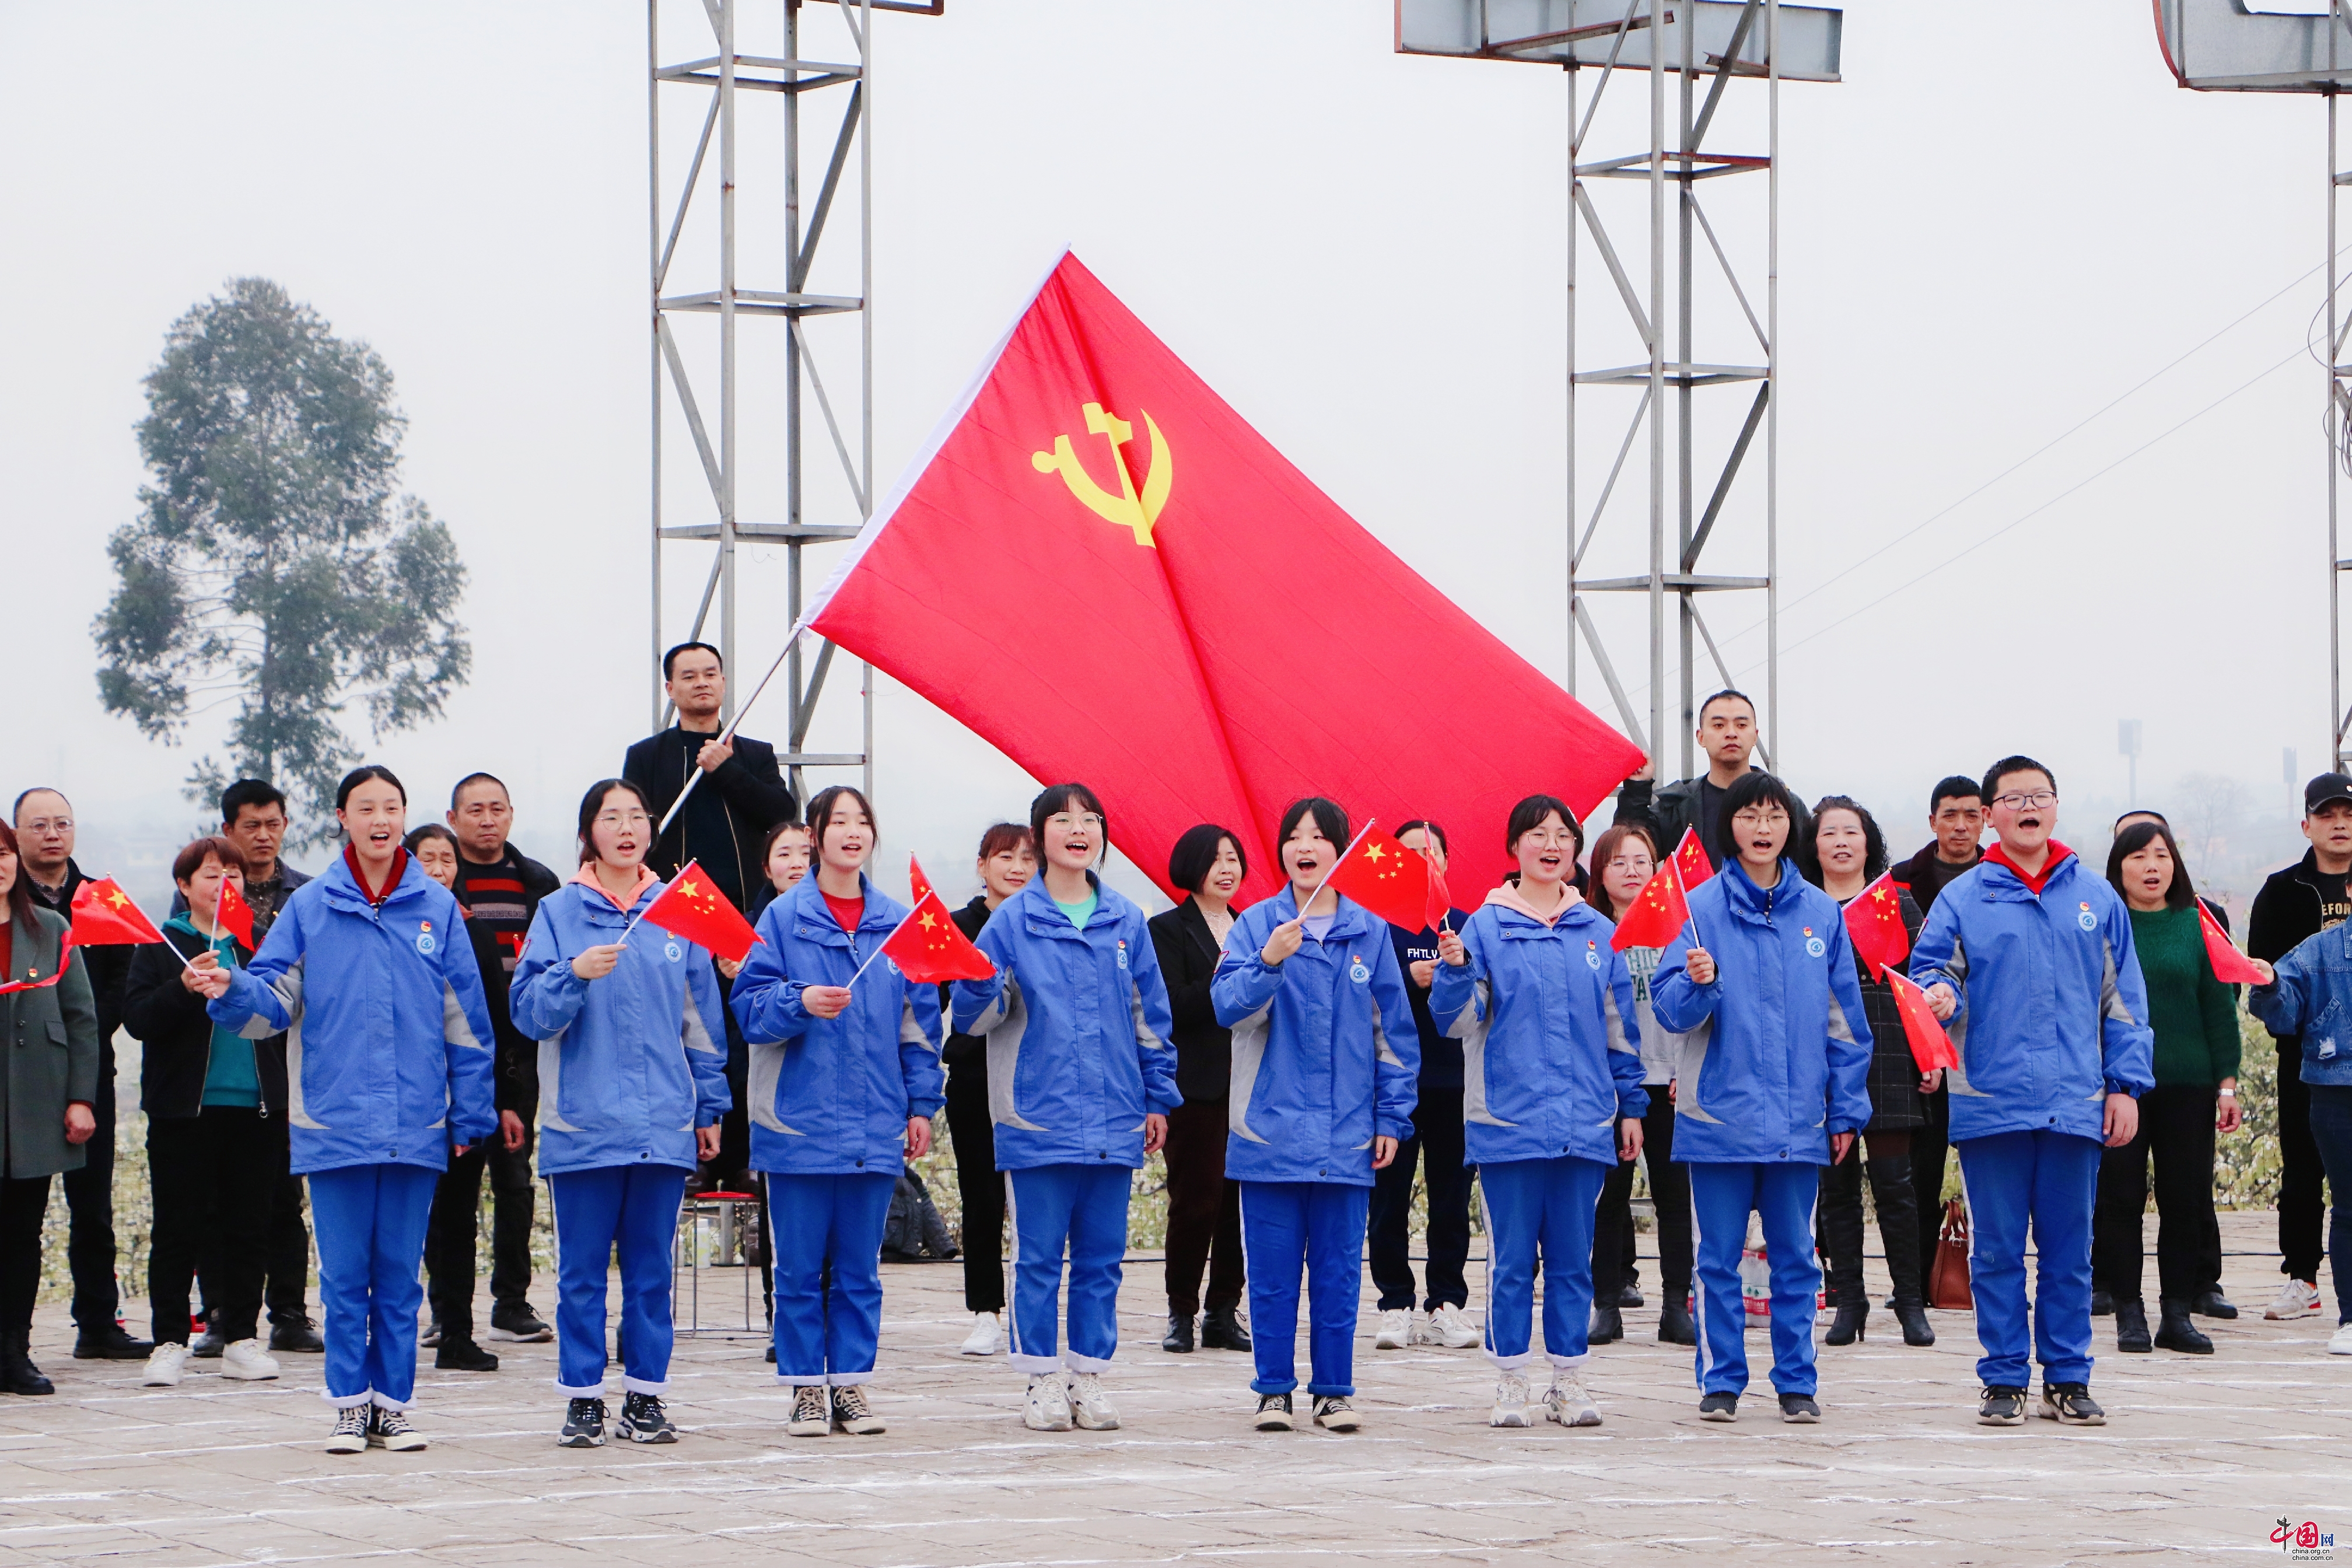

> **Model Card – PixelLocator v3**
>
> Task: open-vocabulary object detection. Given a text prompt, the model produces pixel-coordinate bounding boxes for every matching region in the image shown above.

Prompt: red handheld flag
[1671,827,1715,890]
[2196,902,2268,985]
[1324,822,1435,932]
[1423,854,1455,935]
[68,877,165,946]
[881,891,996,984]
[636,860,762,966]
[1882,967,1962,1073]
[1609,864,1691,952]
[215,877,257,950]
[908,854,939,909]
[1841,871,1910,981]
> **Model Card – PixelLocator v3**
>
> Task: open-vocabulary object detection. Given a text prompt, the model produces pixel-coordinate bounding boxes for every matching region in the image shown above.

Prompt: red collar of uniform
[1983,839,2073,895]
[343,844,408,907]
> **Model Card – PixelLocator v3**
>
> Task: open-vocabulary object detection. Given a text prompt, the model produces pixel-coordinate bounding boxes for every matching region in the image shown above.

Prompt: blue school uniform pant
[769,1171,895,1385]
[1240,1180,1372,1399]
[1688,1160,1822,1398]
[1478,1156,1611,1368]
[309,1162,439,1409]
[549,1163,690,1396]
[1005,1163,1131,1374]
[1957,1128,2102,1389]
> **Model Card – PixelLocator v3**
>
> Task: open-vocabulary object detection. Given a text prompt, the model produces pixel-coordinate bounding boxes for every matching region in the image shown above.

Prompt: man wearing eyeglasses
[1909,756,2154,1430]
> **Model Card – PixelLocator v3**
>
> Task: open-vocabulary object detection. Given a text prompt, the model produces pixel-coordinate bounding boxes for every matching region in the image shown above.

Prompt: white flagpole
[1291,820,1376,929]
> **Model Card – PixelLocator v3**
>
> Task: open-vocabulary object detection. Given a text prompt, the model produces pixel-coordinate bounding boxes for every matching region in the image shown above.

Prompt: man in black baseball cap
[2246,773,2352,1325]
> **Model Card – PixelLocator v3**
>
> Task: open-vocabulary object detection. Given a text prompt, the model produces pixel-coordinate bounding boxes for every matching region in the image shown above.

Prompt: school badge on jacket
[1803,925,1825,959]
[2077,901,2097,930]
[416,919,436,955]
[1349,954,1370,985]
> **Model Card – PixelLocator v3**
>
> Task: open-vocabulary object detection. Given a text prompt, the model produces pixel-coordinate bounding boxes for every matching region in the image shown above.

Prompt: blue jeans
[1478,1156,1610,1368]
[549,1163,690,1396]
[309,1163,439,1409]
[2305,1083,2352,1326]
[1957,1129,2101,1389]
[1240,1180,1371,1398]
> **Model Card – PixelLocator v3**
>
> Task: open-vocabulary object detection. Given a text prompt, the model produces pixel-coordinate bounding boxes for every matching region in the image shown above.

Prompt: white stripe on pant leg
[1689,1170,1716,1387]
[1002,1171,1023,1367]
[1475,1169,1535,1370]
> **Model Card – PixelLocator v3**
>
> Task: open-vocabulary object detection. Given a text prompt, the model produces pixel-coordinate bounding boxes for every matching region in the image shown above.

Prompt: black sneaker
[326,1404,370,1454]
[2039,1383,2105,1426]
[1311,1394,1359,1432]
[369,1404,428,1451]
[73,1324,152,1360]
[189,1321,225,1359]
[1778,1392,1821,1423]
[435,1338,501,1372]
[1698,1391,1739,1422]
[269,1316,326,1354]
[1978,1385,2028,1426]
[559,1396,608,1448]
[1253,1391,1294,1431]
[617,1391,677,1444]
[489,1305,554,1343]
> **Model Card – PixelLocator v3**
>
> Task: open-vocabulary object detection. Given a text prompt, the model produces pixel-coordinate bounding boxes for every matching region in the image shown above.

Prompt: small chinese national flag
[1423,855,1455,935]
[1324,822,1434,932]
[1609,863,1691,952]
[882,858,995,983]
[1882,967,1962,1073]
[1841,871,1909,981]
[2196,901,2267,985]
[215,877,257,950]
[1671,826,1715,889]
[638,860,762,965]
[68,877,165,946]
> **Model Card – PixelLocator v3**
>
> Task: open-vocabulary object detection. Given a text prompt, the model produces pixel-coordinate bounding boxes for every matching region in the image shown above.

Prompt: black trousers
[61,1063,120,1332]
[944,1071,1004,1314]
[1817,1131,1922,1307]
[1161,1096,1242,1317]
[2279,1037,2329,1282]
[148,1110,278,1345]
[0,1174,51,1336]
[2094,1083,2221,1304]
[266,1171,312,1324]
[1911,1084,1951,1293]
[1368,1085,1470,1312]
[1591,1095,1692,1300]
[424,1130,537,1336]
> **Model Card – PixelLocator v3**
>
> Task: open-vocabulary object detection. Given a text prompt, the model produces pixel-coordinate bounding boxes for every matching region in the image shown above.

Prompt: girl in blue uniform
[950,784,1179,1435]
[1212,797,1419,1434]
[733,785,944,1438]
[1429,795,1648,1429]
[508,779,732,1449]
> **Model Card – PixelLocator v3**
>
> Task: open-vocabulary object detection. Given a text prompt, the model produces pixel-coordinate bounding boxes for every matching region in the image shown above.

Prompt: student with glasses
[951,785,1178,1436]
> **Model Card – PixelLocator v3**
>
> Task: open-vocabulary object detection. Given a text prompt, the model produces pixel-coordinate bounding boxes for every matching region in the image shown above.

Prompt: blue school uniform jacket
[1651,858,1874,1164]
[1428,890,1649,1167]
[2249,923,2352,1088]
[949,874,1179,1172]
[506,877,733,1177]
[1906,846,2158,1143]
[1210,888,1420,1186]
[732,874,946,1178]
[206,854,497,1175]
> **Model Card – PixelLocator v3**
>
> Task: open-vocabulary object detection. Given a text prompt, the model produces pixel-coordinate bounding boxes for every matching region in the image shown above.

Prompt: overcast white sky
[0,1,2336,905]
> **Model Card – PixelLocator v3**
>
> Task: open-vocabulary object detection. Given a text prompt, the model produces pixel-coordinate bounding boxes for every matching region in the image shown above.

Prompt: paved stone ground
[0,1209,2343,1566]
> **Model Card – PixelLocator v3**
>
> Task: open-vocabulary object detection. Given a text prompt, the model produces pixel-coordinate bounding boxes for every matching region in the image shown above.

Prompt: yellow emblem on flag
[1032,402,1172,548]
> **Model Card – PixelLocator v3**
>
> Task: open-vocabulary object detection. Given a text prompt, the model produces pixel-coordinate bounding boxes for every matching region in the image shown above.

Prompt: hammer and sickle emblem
[1031,402,1172,547]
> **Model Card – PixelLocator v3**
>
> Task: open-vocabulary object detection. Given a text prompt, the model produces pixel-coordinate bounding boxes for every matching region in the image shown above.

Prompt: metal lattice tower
[1398,1,1841,776]
[2157,0,2352,769]
[650,0,938,799]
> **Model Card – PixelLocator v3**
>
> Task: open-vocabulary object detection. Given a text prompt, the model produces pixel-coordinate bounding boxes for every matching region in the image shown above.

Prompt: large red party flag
[637,860,761,965]
[2197,901,2268,985]
[1324,821,1434,932]
[1609,864,1691,952]
[68,877,164,946]
[214,877,257,950]
[881,890,995,985]
[794,253,1643,902]
[1882,967,1962,1073]
[1671,827,1715,890]
[1841,871,1909,981]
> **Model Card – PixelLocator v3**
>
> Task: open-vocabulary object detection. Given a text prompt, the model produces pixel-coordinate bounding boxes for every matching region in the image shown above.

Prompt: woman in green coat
[0,821,102,1395]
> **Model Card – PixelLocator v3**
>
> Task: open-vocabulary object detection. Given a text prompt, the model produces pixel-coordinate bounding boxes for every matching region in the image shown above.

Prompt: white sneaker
[2329,1321,2352,1356]
[1068,1371,1121,1430]
[1490,1369,1532,1428]
[1545,1368,1602,1427]
[142,1342,190,1387]
[1024,1371,1073,1432]
[219,1339,280,1381]
[1429,1303,1482,1349]
[2266,1279,2323,1320]
[1376,1308,1415,1350]
[959,1313,1003,1356]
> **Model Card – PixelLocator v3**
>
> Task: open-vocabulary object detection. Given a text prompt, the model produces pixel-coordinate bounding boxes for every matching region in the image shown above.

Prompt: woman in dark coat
[1798,796,1936,1349]
[1147,825,1253,1355]
[0,821,102,1395]
[943,823,1037,1357]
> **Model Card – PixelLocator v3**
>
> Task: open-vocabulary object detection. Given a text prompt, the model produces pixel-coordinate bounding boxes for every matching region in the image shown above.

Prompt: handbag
[1927,1197,1973,1311]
